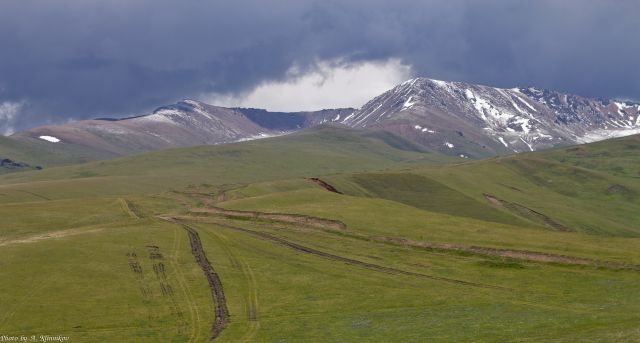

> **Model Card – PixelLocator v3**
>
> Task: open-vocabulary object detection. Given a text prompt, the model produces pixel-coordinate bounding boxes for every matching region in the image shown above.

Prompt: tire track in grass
[168,226,201,343]
[239,261,260,343]
[0,275,54,328]
[363,236,640,271]
[17,189,50,201]
[119,198,140,219]
[206,221,504,290]
[181,222,230,341]
[176,212,640,271]
[200,228,260,343]
[191,212,639,271]
[189,207,346,231]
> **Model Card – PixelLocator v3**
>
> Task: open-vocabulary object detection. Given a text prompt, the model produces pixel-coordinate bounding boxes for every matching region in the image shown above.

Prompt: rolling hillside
[0,128,638,342]
[0,135,100,173]
[220,132,640,237]
[0,126,452,201]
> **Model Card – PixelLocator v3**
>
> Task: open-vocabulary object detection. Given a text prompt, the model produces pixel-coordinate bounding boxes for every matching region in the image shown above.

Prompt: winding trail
[168,226,202,343]
[161,217,230,341]
[208,221,504,290]
[119,198,140,219]
[367,236,640,270]
[190,207,346,231]
[17,189,50,201]
[201,228,261,343]
[484,194,572,232]
[176,212,640,271]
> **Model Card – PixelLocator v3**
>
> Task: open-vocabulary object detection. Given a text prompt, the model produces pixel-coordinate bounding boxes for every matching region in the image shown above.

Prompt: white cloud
[205,58,413,111]
[0,101,24,135]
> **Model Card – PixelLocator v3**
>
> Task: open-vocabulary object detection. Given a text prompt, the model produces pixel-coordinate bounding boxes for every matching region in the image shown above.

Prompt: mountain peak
[340,77,640,157]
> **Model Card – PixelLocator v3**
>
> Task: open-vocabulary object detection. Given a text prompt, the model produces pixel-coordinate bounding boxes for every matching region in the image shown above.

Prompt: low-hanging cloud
[208,59,412,111]
[0,101,25,135]
[0,0,639,132]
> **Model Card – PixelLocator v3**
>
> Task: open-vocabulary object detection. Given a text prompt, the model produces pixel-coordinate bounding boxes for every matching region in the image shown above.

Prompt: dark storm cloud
[1,0,639,132]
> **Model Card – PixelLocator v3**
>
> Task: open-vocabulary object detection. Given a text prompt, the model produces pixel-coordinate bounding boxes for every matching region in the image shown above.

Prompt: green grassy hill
[0,126,454,202]
[318,155,639,236]
[221,133,640,236]
[0,135,108,172]
[0,128,638,342]
[539,133,640,178]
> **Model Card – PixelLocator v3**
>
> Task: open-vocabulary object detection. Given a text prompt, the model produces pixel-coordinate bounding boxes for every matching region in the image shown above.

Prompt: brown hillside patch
[307,177,343,194]
[0,227,104,247]
[483,194,573,232]
[189,206,347,231]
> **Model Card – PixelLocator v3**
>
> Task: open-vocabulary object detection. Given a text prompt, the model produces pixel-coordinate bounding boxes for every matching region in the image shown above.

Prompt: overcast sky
[1,0,639,134]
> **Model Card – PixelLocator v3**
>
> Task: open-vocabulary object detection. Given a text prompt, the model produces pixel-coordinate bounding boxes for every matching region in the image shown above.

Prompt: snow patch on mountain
[234,132,285,143]
[339,77,640,157]
[430,79,449,88]
[498,137,509,147]
[414,125,435,133]
[614,101,633,116]
[402,96,416,110]
[39,135,60,143]
[577,128,640,143]
[139,110,179,124]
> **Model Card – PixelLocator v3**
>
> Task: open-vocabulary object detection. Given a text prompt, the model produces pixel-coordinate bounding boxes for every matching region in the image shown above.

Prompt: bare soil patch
[216,191,226,203]
[484,194,573,232]
[307,178,343,194]
[0,227,104,247]
[369,236,640,270]
[190,206,347,231]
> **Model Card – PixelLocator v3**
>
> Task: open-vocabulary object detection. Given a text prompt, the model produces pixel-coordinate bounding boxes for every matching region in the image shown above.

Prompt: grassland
[0,127,638,342]
[0,127,454,202]
[0,135,109,171]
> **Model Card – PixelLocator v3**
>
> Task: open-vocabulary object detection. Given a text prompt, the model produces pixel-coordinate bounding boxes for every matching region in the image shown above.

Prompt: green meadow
[1,127,639,342]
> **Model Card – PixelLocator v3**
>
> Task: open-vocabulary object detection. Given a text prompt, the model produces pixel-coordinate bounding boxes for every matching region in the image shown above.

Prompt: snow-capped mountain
[332,78,640,157]
[6,77,640,163]
[10,100,351,159]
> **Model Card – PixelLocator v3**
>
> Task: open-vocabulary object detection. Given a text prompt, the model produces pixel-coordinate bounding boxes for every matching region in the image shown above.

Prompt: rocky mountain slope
[335,78,640,157]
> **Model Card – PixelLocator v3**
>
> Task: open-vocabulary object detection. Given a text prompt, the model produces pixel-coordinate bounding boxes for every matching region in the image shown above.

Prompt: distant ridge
[4,77,640,167]
[331,77,640,157]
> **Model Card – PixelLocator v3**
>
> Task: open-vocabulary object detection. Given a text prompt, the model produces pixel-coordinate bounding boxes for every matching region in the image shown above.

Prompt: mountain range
[6,101,351,163]
[341,78,640,157]
[3,77,639,168]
